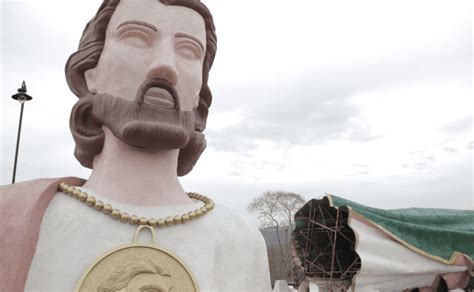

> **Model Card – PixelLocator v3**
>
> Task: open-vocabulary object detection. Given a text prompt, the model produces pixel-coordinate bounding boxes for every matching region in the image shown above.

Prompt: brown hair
[65,0,217,175]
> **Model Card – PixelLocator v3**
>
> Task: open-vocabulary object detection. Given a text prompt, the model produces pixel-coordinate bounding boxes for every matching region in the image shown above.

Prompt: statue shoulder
[0,176,86,225]
[0,177,85,204]
[208,205,272,290]
[210,204,266,245]
[207,205,269,265]
[1,178,60,194]
[0,176,85,291]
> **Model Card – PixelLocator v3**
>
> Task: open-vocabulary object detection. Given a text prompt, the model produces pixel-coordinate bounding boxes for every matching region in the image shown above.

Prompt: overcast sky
[1,0,472,224]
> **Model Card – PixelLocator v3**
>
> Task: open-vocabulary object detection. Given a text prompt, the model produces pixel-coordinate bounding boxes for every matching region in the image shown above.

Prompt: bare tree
[248,191,306,282]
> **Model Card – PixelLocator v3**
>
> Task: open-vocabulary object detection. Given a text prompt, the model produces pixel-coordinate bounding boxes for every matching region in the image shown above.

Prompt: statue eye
[176,41,202,60]
[119,30,151,49]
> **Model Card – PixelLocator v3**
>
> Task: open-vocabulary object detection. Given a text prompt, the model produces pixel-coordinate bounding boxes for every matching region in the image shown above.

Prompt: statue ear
[84,68,98,93]
[194,94,200,108]
[194,84,212,132]
[177,131,206,176]
[194,102,208,132]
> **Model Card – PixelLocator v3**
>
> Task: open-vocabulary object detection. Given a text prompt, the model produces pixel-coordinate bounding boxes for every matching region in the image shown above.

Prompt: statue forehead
[108,0,206,45]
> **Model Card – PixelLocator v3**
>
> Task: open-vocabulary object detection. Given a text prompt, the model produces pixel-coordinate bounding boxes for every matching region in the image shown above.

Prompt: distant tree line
[248,191,306,285]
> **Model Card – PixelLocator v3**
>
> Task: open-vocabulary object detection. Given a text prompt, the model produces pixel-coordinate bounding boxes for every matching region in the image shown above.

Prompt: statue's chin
[120,119,191,150]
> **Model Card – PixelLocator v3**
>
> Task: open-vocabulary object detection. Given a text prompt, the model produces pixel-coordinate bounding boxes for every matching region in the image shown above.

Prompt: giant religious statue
[0,0,271,291]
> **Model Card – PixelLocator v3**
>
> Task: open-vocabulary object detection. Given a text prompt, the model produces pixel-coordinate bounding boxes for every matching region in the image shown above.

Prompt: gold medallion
[75,225,198,292]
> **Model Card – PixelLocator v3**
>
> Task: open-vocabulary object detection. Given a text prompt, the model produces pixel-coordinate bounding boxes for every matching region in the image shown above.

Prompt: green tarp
[329,195,474,263]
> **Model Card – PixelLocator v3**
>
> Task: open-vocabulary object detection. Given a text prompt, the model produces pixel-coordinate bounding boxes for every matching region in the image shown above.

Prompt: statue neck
[82,127,192,206]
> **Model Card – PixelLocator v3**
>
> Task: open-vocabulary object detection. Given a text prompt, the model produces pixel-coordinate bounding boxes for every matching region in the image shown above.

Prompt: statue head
[65,0,217,176]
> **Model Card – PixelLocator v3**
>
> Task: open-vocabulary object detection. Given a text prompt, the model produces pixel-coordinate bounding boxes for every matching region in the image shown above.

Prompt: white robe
[25,187,271,292]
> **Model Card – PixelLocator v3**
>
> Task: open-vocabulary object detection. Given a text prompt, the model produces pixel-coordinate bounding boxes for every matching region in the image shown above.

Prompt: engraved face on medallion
[97,258,173,292]
[75,244,198,292]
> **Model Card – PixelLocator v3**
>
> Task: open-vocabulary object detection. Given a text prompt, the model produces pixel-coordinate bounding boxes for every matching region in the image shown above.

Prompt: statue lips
[144,88,174,109]
[135,78,180,110]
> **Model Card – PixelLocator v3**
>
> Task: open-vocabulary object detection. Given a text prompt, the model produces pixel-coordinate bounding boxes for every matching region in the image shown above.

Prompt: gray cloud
[423,156,436,162]
[352,164,369,168]
[0,124,88,184]
[345,171,371,177]
[1,2,86,74]
[402,156,438,170]
[442,147,459,154]
[413,162,432,170]
[439,115,472,134]
[207,74,362,152]
[204,8,471,154]
[208,42,470,154]
[468,141,474,150]
[196,157,472,216]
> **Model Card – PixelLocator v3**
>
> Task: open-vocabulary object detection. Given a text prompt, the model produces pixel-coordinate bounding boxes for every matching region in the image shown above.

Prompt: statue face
[85,0,207,111]
[68,0,217,174]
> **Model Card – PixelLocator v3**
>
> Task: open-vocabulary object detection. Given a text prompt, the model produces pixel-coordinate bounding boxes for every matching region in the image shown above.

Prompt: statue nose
[147,43,178,85]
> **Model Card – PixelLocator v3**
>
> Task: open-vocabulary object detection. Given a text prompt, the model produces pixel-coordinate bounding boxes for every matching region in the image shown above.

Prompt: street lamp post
[11,81,33,184]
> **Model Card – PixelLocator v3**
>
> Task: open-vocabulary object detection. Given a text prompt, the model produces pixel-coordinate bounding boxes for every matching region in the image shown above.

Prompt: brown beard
[90,76,194,149]
[70,80,206,175]
[91,93,194,150]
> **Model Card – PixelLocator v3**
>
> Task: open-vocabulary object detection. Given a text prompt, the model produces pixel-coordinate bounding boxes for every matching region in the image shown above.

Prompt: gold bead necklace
[59,183,215,228]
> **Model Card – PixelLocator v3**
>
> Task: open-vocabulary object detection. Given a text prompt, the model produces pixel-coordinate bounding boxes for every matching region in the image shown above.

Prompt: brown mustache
[135,78,180,109]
